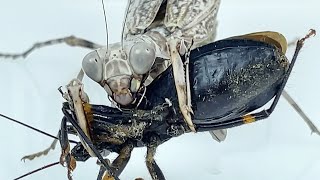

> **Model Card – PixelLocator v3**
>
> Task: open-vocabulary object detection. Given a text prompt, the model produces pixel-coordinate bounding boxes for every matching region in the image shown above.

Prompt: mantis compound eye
[129,42,156,75]
[82,50,103,83]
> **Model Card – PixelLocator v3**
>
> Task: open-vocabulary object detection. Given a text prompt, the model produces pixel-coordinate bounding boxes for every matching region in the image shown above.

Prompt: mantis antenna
[101,0,109,54]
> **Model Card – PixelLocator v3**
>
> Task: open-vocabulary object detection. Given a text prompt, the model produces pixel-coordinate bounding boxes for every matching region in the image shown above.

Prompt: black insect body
[144,38,288,126]
[58,31,313,180]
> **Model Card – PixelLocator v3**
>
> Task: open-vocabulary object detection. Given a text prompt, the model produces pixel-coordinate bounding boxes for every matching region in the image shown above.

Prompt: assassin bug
[0,0,320,180]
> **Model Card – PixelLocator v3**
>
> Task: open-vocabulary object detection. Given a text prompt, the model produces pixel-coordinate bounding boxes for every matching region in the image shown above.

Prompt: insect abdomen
[145,39,288,122]
[191,39,288,121]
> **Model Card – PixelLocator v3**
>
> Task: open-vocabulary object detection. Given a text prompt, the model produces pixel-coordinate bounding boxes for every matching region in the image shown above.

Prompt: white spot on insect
[165,98,172,107]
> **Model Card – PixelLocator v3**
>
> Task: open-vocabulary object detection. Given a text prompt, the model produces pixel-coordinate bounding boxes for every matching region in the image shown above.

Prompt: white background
[0,0,320,180]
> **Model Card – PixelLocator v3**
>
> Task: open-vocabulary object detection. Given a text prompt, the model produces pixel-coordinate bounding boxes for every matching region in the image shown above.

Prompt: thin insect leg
[282,90,320,135]
[97,165,107,180]
[266,29,316,114]
[197,30,317,132]
[59,117,77,180]
[21,138,58,161]
[21,124,79,161]
[0,112,78,161]
[99,142,134,180]
[62,108,120,180]
[145,136,165,180]
[279,32,319,134]
[109,142,134,177]
[0,36,102,59]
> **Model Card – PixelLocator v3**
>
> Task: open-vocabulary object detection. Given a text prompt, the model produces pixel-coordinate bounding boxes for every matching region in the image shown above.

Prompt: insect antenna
[101,0,109,55]
[0,113,77,144]
[14,161,60,180]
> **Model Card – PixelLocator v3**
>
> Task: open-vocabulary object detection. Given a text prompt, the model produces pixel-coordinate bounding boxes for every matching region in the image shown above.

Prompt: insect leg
[0,36,102,59]
[278,37,320,134]
[98,142,134,180]
[196,30,317,132]
[236,30,317,127]
[282,90,320,135]
[62,107,120,180]
[21,124,78,162]
[59,116,77,180]
[265,30,316,117]
[209,32,298,142]
[164,0,221,132]
[21,138,58,161]
[168,38,195,132]
[145,136,165,180]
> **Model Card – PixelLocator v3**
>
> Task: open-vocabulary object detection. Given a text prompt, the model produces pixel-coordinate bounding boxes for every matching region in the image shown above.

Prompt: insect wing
[164,0,221,46]
[227,31,288,54]
[123,0,163,38]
